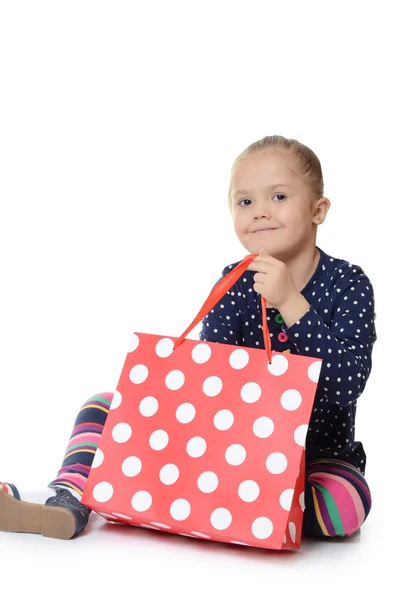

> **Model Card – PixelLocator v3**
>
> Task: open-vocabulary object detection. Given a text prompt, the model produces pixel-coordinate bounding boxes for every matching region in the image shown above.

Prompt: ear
[312,197,331,225]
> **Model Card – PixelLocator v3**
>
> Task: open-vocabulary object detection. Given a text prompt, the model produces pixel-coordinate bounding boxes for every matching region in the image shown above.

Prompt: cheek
[277,205,292,221]
[233,213,248,234]
[233,221,242,237]
[279,206,307,225]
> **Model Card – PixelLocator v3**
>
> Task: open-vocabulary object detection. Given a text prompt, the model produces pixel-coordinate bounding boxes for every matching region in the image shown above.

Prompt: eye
[273,193,287,202]
[238,198,252,207]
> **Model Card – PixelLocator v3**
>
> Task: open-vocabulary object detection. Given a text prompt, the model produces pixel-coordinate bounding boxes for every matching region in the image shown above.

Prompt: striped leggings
[49,393,372,538]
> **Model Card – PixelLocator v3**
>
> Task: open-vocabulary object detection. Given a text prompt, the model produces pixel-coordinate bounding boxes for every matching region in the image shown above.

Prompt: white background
[0,1,395,597]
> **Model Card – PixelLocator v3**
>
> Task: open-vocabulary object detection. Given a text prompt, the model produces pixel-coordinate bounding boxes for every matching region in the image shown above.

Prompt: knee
[80,392,115,411]
[305,466,372,538]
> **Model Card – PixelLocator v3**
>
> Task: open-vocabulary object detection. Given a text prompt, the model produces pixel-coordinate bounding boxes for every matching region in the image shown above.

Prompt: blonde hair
[228,135,324,212]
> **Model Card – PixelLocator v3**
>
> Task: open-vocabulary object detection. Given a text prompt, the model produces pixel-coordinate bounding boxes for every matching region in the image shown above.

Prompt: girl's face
[230,150,322,259]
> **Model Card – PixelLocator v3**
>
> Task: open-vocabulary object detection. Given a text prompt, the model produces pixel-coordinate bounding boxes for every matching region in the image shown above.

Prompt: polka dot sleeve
[281,270,377,407]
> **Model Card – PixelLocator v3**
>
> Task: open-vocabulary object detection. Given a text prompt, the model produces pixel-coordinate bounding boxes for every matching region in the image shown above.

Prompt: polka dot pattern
[109,391,122,411]
[83,331,320,550]
[176,403,196,424]
[122,456,142,477]
[92,448,104,469]
[112,423,132,444]
[253,416,274,439]
[197,471,218,494]
[211,508,232,530]
[128,333,140,353]
[129,364,149,384]
[214,409,234,431]
[139,396,158,417]
[155,338,174,358]
[229,349,250,370]
[159,463,179,485]
[132,490,152,512]
[191,343,212,364]
[170,499,191,521]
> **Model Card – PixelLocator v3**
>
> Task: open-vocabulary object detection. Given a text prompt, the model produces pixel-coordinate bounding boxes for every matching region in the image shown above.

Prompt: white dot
[159,464,180,485]
[165,370,185,390]
[289,521,296,543]
[109,391,122,411]
[122,456,142,477]
[93,482,114,503]
[112,513,132,520]
[308,361,322,383]
[128,333,139,352]
[240,382,262,403]
[186,436,207,458]
[156,338,174,358]
[294,424,308,447]
[299,492,305,511]
[225,444,246,466]
[280,489,294,511]
[170,499,191,521]
[190,531,211,539]
[214,409,234,431]
[266,452,288,474]
[192,343,212,364]
[129,364,149,384]
[151,522,171,529]
[210,508,232,530]
[140,524,160,531]
[281,389,302,411]
[252,517,273,539]
[139,396,159,417]
[176,403,196,424]
[229,349,249,369]
[203,376,223,397]
[131,491,152,512]
[98,512,116,519]
[230,541,250,546]
[268,354,289,376]
[92,448,104,468]
[197,471,219,493]
[238,480,260,502]
[112,422,132,443]
[253,416,274,438]
[149,429,169,450]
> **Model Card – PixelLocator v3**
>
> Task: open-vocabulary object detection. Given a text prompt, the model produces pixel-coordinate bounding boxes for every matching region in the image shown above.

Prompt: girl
[0,135,376,540]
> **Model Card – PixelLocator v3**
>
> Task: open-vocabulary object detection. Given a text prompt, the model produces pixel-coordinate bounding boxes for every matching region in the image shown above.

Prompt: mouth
[253,228,278,233]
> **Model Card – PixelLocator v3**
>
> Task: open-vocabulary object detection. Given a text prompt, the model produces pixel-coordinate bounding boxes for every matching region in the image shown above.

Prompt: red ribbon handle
[173,254,272,364]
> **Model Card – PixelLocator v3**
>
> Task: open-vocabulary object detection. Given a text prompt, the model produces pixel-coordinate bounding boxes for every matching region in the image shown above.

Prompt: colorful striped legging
[49,393,372,538]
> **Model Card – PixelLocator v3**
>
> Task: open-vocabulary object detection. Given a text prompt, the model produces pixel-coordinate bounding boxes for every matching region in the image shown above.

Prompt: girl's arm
[280,269,377,407]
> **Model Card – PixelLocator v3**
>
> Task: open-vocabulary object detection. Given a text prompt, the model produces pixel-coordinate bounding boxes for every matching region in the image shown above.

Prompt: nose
[253,199,271,219]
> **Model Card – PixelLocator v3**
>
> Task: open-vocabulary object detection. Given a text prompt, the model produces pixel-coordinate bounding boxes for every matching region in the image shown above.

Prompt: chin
[242,238,274,255]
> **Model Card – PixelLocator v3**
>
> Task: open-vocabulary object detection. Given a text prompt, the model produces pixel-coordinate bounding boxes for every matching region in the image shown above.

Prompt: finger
[246,263,259,271]
[246,260,268,272]
[246,257,261,271]
[253,272,267,283]
[260,248,275,259]
[259,248,280,265]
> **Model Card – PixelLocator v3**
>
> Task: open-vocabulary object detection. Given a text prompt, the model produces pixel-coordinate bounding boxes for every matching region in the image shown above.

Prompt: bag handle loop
[173,254,272,364]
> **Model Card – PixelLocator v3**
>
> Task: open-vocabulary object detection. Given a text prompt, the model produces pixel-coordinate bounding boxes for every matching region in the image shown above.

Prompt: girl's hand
[246,248,300,310]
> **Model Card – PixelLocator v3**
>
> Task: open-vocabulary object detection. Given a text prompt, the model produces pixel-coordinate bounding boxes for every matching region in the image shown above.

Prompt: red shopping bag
[82,254,322,550]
